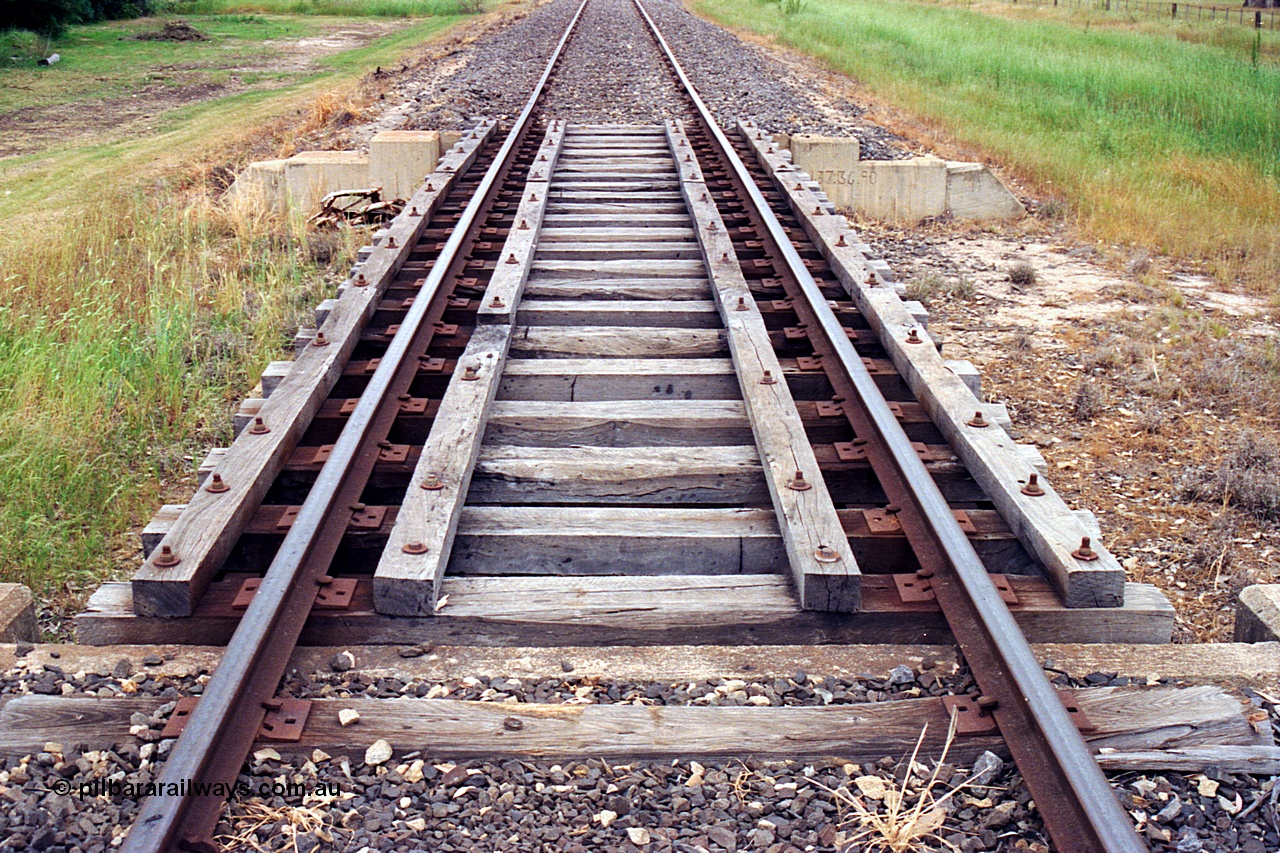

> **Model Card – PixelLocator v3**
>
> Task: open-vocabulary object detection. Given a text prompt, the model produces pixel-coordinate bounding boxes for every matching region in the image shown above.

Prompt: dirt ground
[0,20,402,159]
[859,218,1280,642]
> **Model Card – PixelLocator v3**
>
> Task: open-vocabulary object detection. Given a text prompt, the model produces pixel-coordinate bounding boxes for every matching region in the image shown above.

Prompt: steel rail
[120,3,589,850]
[632,2,1144,850]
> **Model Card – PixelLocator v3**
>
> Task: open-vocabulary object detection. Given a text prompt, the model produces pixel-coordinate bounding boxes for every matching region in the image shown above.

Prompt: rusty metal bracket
[816,401,843,418]
[866,509,904,535]
[943,694,1000,735]
[160,697,200,739]
[349,505,388,530]
[834,440,865,461]
[418,357,446,373]
[433,322,459,336]
[259,699,312,742]
[377,443,410,464]
[769,299,793,311]
[990,574,1020,606]
[1058,689,1096,733]
[795,356,823,372]
[398,397,428,415]
[275,507,300,531]
[312,445,335,465]
[893,572,935,602]
[953,509,978,535]
[314,577,358,610]
[339,399,359,416]
[783,326,808,341]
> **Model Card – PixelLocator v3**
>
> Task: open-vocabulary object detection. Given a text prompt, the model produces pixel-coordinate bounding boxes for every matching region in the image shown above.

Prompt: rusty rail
[631,1,1146,850]
[118,2,589,850]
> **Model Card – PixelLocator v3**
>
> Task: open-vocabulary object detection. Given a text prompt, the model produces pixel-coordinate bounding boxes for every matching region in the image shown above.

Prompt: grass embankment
[693,0,1280,292]
[0,11,473,616]
[162,0,470,15]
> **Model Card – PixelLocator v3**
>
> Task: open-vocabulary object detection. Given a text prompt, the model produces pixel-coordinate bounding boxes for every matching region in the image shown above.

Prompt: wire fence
[1000,0,1280,30]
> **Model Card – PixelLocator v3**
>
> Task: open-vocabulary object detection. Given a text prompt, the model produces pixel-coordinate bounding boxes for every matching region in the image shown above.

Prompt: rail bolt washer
[205,473,230,494]
[1072,536,1100,561]
[402,540,429,555]
[1021,473,1045,496]
[787,470,812,491]
[813,545,840,563]
[248,417,271,435]
[420,473,445,491]
[966,411,989,428]
[153,545,181,568]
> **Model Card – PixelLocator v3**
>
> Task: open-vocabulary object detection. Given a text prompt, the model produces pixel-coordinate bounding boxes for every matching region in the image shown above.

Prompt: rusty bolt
[312,331,329,347]
[386,236,397,248]
[153,545,180,568]
[506,253,519,265]
[351,502,366,512]
[916,567,934,579]
[905,328,923,344]
[885,504,901,514]
[814,205,823,215]
[539,153,547,161]
[1021,473,1046,497]
[701,192,709,203]
[398,393,412,401]
[205,473,230,494]
[787,470,812,492]
[491,295,504,308]
[1072,536,1100,561]
[262,698,283,711]
[684,153,692,163]
[721,252,730,263]
[795,182,804,191]
[402,540,428,555]
[317,576,334,586]
[410,206,420,216]
[760,370,777,385]
[532,172,543,181]
[767,145,775,153]
[836,234,847,247]
[530,192,538,202]
[679,137,687,146]
[421,473,444,491]
[519,219,529,230]
[967,411,989,428]
[354,273,368,287]
[462,365,479,381]
[814,545,840,563]
[736,296,748,311]
[426,182,434,192]
[976,695,999,711]
[378,440,392,449]
[248,417,271,435]
[707,221,717,232]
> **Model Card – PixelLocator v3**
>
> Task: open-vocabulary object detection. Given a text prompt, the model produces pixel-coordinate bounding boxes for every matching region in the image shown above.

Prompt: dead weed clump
[1181,430,1280,521]
[1007,261,1037,288]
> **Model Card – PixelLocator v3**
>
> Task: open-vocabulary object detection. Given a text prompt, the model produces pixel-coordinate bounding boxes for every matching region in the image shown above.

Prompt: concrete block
[369,130,441,201]
[788,135,860,211]
[946,162,1025,220]
[1236,585,1280,642]
[227,159,288,211]
[945,359,981,398]
[0,584,37,643]
[854,156,949,222]
[283,151,370,212]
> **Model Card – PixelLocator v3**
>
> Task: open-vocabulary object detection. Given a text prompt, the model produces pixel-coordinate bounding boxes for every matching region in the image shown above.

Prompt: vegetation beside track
[693,0,1280,294]
[0,10,480,624]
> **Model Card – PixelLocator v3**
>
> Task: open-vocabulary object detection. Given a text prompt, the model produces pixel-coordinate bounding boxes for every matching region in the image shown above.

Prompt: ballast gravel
[2,649,1278,851]
[403,0,905,158]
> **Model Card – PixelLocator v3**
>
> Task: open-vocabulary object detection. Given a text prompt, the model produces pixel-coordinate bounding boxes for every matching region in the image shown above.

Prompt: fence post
[1256,11,1262,28]
[1171,2,1176,17]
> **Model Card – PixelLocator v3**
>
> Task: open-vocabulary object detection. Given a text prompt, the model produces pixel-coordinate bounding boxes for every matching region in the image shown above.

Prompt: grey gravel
[403,0,906,158]
[3,662,1278,851]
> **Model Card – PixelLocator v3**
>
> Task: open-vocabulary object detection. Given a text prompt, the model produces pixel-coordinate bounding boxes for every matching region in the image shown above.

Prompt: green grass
[0,10,472,613]
[694,0,1280,289]
[157,0,474,16]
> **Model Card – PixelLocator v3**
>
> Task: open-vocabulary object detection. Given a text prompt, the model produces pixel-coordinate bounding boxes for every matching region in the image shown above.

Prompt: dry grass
[819,717,978,852]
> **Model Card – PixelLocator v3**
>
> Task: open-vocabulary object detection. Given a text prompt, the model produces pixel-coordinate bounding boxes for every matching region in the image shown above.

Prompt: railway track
[33,1,1185,849]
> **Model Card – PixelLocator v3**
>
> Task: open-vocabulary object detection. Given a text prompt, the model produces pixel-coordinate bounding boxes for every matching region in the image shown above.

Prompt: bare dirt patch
[860,217,1280,642]
[0,20,402,160]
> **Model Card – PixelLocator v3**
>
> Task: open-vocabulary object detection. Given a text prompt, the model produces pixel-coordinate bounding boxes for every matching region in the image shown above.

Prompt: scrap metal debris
[308,187,403,229]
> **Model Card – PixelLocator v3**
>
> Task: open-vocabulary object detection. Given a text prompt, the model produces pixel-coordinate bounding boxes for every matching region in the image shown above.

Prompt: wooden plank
[140,501,1030,577]
[517,300,720,327]
[530,259,706,279]
[0,685,1256,763]
[76,577,1174,646]
[372,127,564,617]
[497,358,741,402]
[449,506,788,575]
[484,399,755,445]
[474,125,564,325]
[467,445,768,505]
[537,227,698,242]
[738,121,1126,610]
[668,120,859,612]
[522,280,711,300]
[128,122,498,618]
[508,326,728,358]
[534,242,702,260]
